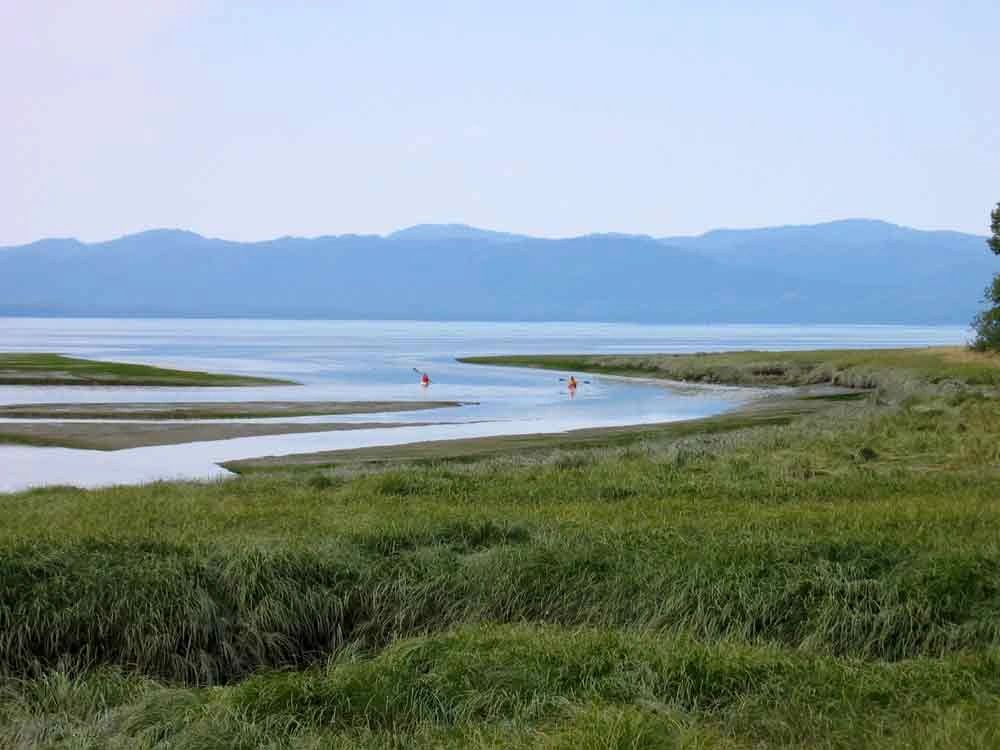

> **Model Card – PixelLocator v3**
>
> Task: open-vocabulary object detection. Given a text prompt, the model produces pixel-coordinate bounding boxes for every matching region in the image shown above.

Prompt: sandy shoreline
[0,419,443,451]
[0,400,464,420]
[224,386,857,472]
[0,399,467,450]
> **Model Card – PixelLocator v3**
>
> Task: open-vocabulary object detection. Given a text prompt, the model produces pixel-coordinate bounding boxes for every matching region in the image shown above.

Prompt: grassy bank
[460,345,1000,392]
[2,348,1000,747]
[0,353,294,386]
[224,394,833,473]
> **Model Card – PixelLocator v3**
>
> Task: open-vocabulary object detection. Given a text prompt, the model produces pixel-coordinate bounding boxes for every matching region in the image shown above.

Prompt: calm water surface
[0,319,969,491]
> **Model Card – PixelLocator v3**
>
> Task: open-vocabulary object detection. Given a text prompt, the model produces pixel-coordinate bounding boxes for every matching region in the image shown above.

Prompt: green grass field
[0,353,294,386]
[2,347,1000,748]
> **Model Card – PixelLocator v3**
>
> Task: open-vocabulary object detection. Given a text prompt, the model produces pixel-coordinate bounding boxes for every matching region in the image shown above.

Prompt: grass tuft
[0,352,294,386]
[4,347,1000,746]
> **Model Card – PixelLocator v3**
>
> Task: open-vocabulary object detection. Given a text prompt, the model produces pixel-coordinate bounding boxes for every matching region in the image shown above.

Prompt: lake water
[0,318,970,492]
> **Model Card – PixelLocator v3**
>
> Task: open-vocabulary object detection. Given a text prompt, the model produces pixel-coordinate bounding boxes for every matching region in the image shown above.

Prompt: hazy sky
[2,1,997,244]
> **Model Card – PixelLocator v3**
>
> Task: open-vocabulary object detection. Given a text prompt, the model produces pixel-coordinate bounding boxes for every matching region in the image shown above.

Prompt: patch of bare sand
[0,400,464,420]
[0,420,434,451]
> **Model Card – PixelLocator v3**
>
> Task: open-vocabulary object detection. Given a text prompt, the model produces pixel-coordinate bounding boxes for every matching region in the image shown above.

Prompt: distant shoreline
[0,313,977,326]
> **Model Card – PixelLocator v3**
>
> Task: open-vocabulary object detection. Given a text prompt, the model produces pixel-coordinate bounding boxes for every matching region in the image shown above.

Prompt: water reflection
[0,319,968,491]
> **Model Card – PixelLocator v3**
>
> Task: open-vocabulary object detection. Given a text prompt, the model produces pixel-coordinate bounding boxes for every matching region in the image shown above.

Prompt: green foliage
[3,627,1000,748]
[972,274,1000,351]
[5,349,1000,746]
[990,202,1000,255]
[972,203,1000,350]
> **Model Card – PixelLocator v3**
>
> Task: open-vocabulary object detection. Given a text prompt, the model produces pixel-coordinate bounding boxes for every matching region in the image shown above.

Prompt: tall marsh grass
[3,347,1000,746]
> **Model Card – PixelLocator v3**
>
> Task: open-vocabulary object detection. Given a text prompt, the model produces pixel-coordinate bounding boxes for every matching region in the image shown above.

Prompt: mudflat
[224,389,844,472]
[0,400,463,420]
[0,419,432,451]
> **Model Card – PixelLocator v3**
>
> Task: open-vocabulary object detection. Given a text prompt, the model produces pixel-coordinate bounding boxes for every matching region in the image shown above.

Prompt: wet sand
[0,400,463,420]
[0,420,435,451]
[224,388,857,473]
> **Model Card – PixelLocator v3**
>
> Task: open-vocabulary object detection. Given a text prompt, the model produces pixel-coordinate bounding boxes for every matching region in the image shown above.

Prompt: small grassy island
[2,346,1000,747]
[0,353,295,387]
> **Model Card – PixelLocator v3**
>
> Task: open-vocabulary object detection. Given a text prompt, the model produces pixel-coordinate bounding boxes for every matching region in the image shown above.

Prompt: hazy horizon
[3,2,998,245]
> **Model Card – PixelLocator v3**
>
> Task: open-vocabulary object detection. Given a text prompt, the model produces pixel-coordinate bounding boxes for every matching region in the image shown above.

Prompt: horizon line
[3,217,988,248]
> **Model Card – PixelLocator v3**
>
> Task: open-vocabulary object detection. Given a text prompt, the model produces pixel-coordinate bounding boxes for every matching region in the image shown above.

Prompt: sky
[2,1,998,245]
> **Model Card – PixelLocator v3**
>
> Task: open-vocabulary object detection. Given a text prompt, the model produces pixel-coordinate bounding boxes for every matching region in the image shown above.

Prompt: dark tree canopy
[990,202,1000,255]
[972,202,1000,350]
[972,275,1000,351]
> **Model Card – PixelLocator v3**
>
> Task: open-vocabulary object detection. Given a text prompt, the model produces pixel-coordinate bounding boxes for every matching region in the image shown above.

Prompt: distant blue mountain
[387,224,529,243]
[0,221,994,323]
[660,219,988,287]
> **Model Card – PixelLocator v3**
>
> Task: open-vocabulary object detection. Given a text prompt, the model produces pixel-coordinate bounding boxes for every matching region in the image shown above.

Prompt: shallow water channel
[0,319,968,492]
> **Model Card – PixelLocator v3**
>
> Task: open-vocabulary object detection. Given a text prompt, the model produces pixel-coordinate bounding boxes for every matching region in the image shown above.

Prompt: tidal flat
[0,355,461,449]
[0,400,461,420]
[3,346,1000,748]
[0,419,438,450]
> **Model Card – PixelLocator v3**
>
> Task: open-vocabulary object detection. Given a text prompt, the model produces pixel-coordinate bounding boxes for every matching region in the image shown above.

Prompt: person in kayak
[420,372,431,387]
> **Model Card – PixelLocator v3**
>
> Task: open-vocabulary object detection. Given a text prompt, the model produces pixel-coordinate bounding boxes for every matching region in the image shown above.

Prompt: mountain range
[0,220,994,324]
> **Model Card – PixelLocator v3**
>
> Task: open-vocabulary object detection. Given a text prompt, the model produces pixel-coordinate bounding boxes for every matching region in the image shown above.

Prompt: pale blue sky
[2,1,997,244]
